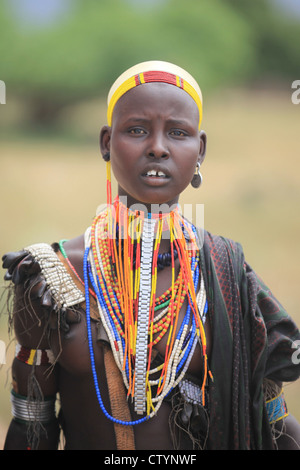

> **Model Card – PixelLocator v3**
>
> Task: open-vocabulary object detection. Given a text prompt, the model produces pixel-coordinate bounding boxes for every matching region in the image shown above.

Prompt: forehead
[111,82,199,124]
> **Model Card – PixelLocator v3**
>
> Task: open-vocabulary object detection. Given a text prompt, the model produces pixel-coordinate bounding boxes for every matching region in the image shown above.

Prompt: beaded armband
[266,390,289,424]
[24,243,85,309]
[11,390,56,424]
[15,343,55,366]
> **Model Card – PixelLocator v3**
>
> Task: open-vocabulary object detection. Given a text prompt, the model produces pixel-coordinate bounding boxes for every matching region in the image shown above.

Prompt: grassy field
[0,87,299,446]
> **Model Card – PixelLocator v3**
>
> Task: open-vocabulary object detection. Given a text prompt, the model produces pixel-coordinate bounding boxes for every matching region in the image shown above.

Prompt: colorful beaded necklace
[83,196,210,425]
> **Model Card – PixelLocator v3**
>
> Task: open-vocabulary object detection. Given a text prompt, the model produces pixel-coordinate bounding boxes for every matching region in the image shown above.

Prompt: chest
[50,288,211,381]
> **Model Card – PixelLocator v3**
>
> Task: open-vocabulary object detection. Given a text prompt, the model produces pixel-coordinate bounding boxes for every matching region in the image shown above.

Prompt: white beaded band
[25,243,85,308]
[11,390,56,423]
[134,217,157,415]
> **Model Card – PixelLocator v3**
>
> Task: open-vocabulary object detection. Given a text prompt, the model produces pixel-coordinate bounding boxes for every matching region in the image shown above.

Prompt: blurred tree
[226,0,300,82]
[0,0,298,126]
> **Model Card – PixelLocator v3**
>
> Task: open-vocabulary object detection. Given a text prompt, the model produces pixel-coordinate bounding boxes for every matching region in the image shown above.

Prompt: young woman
[2,61,300,450]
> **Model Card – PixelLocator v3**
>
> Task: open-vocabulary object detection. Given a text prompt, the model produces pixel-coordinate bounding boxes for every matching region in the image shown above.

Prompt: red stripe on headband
[134,71,180,88]
[143,71,178,86]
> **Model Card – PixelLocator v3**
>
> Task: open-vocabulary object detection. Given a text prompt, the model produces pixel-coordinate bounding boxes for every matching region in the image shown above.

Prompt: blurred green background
[0,0,299,447]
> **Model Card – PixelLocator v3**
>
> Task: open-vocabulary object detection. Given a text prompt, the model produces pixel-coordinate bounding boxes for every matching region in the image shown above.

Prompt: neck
[117,192,180,216]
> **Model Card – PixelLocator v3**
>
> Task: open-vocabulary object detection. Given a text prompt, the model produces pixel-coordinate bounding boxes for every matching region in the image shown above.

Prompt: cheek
[110,158,126,185]
[110,153,137,194]
[110,137,138,172]
[177,156,198,184]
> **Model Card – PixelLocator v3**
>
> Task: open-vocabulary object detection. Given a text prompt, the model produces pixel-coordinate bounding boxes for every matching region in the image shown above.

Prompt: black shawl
[200,231,300,449]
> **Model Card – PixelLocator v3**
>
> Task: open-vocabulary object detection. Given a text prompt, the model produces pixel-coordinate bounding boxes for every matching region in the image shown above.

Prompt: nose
[147,131,169,159]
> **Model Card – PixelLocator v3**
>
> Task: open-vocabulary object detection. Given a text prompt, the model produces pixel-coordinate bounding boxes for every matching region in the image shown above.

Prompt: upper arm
[275,414,300,450]
[264,379,300,450]
[3,250,59,396]
[12,282,59,397]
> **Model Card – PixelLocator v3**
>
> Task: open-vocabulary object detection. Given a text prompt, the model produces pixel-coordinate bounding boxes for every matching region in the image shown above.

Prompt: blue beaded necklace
[83,246,149,426]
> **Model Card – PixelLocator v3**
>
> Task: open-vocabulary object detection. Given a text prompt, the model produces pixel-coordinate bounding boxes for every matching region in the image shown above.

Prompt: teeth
[146,170,166,177]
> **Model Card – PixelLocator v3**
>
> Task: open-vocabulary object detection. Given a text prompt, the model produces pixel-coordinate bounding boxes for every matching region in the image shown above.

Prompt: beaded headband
[107,60,203,129]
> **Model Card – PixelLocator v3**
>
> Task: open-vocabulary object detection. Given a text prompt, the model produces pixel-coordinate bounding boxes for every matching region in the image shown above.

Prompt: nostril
[148,151,169,159]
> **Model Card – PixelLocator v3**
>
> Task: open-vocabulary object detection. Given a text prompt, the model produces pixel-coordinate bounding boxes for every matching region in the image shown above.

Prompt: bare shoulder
[61,234,85,255]
[58,234,85,279]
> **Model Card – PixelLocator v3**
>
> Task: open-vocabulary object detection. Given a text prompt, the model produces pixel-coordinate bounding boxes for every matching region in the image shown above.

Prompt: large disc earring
[103,151,110,162]
[191,162,202,188]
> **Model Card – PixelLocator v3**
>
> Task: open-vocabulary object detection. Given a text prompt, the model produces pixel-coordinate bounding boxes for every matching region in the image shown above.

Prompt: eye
[128,128,146,135]
[170,129,187,137]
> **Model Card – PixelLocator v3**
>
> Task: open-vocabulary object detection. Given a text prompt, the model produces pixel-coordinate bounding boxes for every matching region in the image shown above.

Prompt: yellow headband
[107,60,203,129]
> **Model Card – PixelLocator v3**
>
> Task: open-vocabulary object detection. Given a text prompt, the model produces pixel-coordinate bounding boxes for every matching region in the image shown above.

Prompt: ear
[99,125,111,156]
[198,130,207,166]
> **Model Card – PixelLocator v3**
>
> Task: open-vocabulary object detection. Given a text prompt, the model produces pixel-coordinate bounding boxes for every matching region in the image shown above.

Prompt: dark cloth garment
[200,231,300,449]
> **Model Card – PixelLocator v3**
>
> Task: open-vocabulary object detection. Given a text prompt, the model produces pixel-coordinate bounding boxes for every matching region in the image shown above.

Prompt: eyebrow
[124,117,150,124]
[124,117,193,127]
[166,118,192,127]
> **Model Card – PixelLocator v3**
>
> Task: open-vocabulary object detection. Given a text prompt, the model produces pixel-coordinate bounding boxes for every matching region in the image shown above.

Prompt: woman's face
[100,82,206,210]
